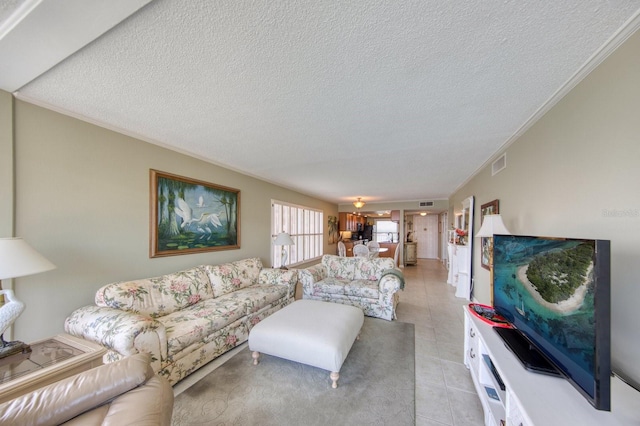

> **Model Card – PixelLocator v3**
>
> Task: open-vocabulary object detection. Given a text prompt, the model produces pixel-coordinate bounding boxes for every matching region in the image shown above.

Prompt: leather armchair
[0,353,173,425]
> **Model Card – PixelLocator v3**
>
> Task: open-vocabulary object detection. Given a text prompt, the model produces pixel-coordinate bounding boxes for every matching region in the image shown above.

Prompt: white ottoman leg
[252,351,260,365]
[330,371,339,389]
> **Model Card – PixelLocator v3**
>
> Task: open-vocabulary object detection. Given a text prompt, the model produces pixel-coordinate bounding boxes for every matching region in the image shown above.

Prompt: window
[271,200,323,268]
[374,220,399,243]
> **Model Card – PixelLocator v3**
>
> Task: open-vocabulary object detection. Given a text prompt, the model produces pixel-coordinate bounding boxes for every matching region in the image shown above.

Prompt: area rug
[171,317,415,425]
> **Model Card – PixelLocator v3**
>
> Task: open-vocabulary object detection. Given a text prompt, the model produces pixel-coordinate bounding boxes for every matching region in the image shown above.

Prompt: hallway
[396,259,484,425]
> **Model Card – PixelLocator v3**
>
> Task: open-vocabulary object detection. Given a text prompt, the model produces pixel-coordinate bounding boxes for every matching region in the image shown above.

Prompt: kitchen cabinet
[339,213,366,232]
[338,213,351,232]
[390,210,400,222]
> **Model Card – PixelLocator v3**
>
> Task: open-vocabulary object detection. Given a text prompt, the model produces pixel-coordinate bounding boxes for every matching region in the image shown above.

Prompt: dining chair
[366,241,380,257]
[353,244,369,257]
[337,241,346,257]
[393,243,401,266]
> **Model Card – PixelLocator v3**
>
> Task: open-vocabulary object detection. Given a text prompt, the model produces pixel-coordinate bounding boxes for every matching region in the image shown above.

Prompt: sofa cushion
[232,285,290,315]
[354,257,395,280]
[204,258,263,297]
[160,295,247,357]
[313,277,350,295]
[322,255,356,280]
[95,266,213,317]
[345,279,380,299]
[313,277,379,300]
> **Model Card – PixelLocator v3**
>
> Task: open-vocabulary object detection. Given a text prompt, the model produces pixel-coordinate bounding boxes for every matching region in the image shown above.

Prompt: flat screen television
[492,234,611,411]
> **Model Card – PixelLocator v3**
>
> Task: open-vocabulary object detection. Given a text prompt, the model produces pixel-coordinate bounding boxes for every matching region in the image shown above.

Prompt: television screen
[492,234,611,410]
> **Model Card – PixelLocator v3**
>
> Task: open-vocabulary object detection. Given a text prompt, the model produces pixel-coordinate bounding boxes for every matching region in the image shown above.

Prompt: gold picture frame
[150,170,240,257]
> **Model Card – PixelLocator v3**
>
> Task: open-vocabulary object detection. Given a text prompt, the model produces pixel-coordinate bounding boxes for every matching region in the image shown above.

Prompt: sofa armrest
[258,268,298,298]
[298,263,327,297]
[98,374,174,426]
[63,372,174,426]
[64,305,167,372]
[379,274,402,294]
[0,354,169,426]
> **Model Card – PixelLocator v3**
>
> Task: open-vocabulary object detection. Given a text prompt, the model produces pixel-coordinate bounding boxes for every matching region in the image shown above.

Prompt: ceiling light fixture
[353,198,365,209]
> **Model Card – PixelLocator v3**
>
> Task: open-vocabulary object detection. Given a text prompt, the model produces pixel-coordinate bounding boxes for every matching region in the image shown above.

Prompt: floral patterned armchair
[298,254,404,320]
[65,258,297,385]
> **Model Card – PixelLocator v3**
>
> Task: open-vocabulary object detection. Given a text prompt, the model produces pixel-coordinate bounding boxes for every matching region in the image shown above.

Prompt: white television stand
[463,306,640,425]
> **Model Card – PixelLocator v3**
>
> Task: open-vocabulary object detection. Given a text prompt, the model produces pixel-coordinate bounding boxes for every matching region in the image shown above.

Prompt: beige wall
[7,100,337,343]
[452,29,640,388]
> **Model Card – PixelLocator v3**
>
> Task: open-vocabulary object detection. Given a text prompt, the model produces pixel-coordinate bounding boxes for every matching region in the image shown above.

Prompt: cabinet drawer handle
[469,328,476,338]
[469,348,476,359]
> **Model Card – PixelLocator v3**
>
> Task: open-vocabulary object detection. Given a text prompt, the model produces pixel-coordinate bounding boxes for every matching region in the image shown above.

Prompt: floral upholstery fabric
[300,254,403,321]
[157,298,290,384]
[95,266,213,317]
[233,285,290,315]
[259,268,297,298]
[311,277,349,295]
[346,279,380,298]
[64,305,167,373]
[204,258,263,297]
[354,257,395,280]
[65,258,297,385]
[310,277,379,299]
[321,255,356,280]
[161,295,247,357]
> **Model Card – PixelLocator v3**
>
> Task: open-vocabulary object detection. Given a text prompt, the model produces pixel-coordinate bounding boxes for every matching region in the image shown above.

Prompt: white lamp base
[280,248,288,270]
[0,339,31,359]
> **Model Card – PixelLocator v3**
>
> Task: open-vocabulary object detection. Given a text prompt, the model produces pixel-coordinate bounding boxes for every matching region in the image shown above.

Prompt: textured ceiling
[4,0,640,205]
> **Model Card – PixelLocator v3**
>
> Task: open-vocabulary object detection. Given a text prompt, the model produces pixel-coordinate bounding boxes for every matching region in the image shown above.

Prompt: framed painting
[150,170,240,257]
[328,215,338,244]
[480,199,499,270]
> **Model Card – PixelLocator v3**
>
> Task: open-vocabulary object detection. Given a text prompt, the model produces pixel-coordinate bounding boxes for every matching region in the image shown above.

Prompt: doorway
[414,214,439,259]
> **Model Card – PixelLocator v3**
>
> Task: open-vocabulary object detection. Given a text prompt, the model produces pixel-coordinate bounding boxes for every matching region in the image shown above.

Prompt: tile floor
[174,258,485,425]
[396,259,484,426]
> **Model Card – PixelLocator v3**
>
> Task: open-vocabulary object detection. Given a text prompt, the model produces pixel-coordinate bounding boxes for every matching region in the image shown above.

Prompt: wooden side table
[0,334,106,404]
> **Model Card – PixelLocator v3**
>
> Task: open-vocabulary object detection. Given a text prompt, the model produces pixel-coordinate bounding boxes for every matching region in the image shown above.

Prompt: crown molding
[455,9,640,196]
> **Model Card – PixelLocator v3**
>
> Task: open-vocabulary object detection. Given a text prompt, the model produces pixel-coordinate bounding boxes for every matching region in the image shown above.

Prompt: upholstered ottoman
[249,299,364,388]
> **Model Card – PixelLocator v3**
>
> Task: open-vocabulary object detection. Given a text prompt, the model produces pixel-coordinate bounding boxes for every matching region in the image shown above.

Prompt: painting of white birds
[151,170,239,257]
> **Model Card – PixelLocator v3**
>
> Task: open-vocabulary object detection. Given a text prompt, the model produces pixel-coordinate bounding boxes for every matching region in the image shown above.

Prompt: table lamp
[273,232,295,270]
[0,237,56,358]
[475,215,511,305]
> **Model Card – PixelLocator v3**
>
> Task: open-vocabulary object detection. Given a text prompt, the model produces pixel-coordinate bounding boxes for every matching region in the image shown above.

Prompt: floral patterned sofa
[299,254,404,321]
[64,258,296,385]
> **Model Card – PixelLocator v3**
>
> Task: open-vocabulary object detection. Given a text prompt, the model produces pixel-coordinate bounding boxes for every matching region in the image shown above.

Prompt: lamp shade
[475,215,511,238]
[273,232,295,246]
[0,238,56,280]
[353,198,365,209]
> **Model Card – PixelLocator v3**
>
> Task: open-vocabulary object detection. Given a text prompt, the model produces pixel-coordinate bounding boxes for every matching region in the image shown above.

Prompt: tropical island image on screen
[493,236,597,386]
